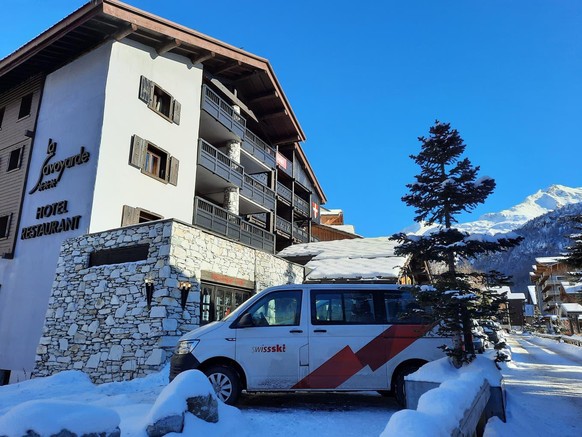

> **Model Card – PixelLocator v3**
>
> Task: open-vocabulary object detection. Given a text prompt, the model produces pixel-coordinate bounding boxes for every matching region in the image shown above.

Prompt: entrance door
[200,283,252,325]
[305,289,389,390]
[234,289,308,389]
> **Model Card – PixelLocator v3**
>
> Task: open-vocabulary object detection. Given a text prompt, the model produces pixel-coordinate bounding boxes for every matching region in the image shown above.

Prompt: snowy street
[1,334,581,436]
[487,334,582,436]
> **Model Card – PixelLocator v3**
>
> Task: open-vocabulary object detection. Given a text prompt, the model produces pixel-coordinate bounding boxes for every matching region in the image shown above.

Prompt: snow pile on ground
[382,355,503,437]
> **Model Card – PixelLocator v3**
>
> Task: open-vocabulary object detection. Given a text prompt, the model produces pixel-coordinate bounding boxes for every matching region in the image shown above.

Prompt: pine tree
[392,121,522,365]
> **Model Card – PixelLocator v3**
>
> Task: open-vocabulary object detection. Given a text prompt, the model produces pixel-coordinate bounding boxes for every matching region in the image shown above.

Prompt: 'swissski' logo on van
[252,344,287,353]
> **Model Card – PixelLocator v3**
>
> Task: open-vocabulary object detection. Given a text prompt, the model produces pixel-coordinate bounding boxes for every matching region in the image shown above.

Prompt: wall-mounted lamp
[144,278,154,309]
[179,281,192,310]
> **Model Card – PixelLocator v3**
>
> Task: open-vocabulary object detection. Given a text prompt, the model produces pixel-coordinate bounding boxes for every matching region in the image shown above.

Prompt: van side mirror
[237,313,254,328]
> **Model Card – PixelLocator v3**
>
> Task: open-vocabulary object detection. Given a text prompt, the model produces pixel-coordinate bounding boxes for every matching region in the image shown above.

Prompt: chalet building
[0,0,325,384]
[311,207,362,242]
[529,257,582,333]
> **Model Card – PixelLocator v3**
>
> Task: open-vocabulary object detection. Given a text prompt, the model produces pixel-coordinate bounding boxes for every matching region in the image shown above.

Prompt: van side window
[384,290,429,324]
[312,290,378,325]
[245,290,301,327]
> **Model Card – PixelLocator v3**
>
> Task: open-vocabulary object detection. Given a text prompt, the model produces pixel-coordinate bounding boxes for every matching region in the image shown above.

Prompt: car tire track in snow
[489,334,582,437]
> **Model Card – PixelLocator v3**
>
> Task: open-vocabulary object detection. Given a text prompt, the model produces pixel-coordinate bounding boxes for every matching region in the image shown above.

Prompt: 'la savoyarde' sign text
[21,139,89,240]
[29,138,90,194]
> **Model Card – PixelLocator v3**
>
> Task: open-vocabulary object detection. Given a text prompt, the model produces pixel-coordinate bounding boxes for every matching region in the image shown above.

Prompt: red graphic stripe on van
[292,324,431,390]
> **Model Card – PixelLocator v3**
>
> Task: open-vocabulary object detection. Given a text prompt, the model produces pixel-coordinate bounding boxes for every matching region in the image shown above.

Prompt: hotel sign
[21,138,88,240]
[29,138,90,194]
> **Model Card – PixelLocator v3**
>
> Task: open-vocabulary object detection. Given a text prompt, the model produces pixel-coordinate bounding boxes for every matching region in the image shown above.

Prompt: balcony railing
[194,197,274,253]
[293,224,309,243]
[276,182,292,204]
[243,128,276,168]
[198,139,243,188]
[275,216,292,237]
[241,175,276,211]
[294,195,310,217]
[201,85,246,138]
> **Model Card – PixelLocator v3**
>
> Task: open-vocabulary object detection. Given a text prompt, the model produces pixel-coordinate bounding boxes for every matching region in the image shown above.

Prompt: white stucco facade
[91,39,202,232]
[0,39,203,379]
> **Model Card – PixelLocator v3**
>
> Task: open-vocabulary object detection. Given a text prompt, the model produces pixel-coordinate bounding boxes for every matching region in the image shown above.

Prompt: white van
[170,283,448,405]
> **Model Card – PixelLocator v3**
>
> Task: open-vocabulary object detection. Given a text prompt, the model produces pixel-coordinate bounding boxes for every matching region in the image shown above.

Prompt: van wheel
[205,365,241,405]
[393,363,423,408]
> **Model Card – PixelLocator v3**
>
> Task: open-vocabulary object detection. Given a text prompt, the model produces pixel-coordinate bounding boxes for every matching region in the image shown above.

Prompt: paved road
[500,335,582,436]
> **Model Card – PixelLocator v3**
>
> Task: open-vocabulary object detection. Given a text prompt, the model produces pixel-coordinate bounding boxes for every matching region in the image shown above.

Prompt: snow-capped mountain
[470,201,582,291]
[405,184,582,235]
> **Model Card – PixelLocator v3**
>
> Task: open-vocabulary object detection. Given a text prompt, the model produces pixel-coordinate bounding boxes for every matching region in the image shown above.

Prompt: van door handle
[313,329,327,333]
[290,329,303,333]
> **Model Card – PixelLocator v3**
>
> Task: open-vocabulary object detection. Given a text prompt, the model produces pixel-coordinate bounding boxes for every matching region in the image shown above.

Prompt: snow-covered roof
[278,237,408,281]
[562,282,582,294]
[535,256,566,265]
[329,224,357,234]
[560,303,582,314]
[527,285,538,305]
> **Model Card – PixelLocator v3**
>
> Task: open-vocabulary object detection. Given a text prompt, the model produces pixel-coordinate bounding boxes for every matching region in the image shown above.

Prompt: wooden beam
[235,70,261,83]
[248,90,279,104]
[272,135,301,145]
[113,23,138,41]
[259,109,288,121]
[213,60,242,75]
[191,51,215,65]
[156,38,181,55]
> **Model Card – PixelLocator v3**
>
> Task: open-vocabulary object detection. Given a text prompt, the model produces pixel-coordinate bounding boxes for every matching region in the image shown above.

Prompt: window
[89,244,149,267]
[0,214,11,239]
[121,205,163,226]
[0,107,5,129]
[7,148,23,172]
[244,290,302,327]
[312,290,377,325]
[129,135,179,185]
[138,76,181,124]
[384,290,431,324]
[18,93,33,119]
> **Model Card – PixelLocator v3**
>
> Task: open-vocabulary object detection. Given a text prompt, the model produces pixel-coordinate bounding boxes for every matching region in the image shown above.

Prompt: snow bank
[382,365,491,437]
[407,355,502,387]
[0,400,120,436]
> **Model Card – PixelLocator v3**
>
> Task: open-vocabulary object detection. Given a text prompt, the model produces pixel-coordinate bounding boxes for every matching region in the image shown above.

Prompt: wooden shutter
[169,156,179,186]
[121,205,140,226]
[139,76,154,104]
[130,135,146,168]
[172,99,181,125]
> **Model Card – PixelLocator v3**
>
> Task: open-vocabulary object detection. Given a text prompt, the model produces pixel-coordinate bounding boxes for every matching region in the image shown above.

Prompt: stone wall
[34,219,304,383]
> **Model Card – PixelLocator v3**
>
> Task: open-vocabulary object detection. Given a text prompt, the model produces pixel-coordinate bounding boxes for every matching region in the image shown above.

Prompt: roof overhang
[0,0,305,145]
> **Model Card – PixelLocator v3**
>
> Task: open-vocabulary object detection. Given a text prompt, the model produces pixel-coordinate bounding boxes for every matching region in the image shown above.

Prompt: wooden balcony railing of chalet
[293,224,309,243]
[242,175,276,211]
[198,139,244,188]
[275,216,292,237]
[243,128,276,168]
[194,197,274,253]
[276,182,292,204]
[293,195,310,217]
[202,85,246,139]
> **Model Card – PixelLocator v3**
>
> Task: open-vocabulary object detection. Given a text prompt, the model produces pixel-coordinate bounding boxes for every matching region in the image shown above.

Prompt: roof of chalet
[278,237,409,281]
[0,0,326,202]
[527,285,538,305]
[560,303,582,314]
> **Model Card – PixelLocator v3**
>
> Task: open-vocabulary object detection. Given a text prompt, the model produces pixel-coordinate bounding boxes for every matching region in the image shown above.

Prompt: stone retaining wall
[34,219,304,383]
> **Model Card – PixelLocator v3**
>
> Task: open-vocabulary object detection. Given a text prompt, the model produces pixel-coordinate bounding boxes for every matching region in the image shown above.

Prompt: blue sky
[2,0,581,237]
